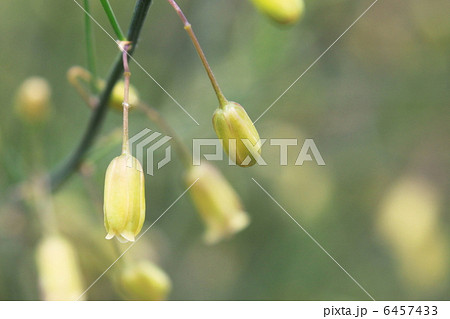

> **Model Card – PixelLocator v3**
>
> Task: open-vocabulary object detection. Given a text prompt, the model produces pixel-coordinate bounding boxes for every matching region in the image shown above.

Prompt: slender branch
[83,0,98,92]
[49,0,153,191]
[100,0,126,41]
[167,0,228,108]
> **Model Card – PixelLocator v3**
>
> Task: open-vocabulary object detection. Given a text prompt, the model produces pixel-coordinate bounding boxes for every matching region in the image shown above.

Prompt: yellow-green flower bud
[104,153,146,243]
[35,235,85,301]
[117,261,171,301]
[110,81,140,111]
[251,0,305,25]
[186,163,250,244]
[15,77,51,123]
[213,102,262,167]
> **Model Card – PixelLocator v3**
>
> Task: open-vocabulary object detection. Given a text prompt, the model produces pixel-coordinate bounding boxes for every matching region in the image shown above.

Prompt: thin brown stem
[167,0,228,108]
[120,42,132,154]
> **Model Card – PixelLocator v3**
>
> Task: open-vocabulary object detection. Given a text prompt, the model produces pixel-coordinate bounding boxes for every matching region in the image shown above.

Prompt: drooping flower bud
[104,153,146,243]
[15,77,51,123]
[117,261,171,301]
[213,102,262,167]
[109,81,140,111]
[186,163,250,244]
[35,235,85,301]
[251,0,305,25]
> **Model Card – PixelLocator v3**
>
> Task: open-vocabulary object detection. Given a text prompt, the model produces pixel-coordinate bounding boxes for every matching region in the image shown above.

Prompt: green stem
[49,0,153,191]
[167,0,228,108]
[100,0,127,41]
[84,0,98,92]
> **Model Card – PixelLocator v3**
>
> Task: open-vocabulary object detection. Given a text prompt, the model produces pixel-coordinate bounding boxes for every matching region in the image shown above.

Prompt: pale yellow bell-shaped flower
[35,235,85,301]
[117,261,171,301]
[251,0,305,25]
[104,153,146,243]
[186,163,250,244]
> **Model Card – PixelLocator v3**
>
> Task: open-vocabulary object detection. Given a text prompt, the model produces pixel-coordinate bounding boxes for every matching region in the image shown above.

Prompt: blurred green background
[0,0,449,300]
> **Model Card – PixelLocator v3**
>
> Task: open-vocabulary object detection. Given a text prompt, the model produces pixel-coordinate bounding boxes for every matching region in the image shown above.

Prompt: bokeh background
[0,0,449,300]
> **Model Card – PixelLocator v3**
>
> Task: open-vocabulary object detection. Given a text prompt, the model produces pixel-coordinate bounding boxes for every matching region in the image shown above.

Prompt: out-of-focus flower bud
[186,163,250,244]
[104,153,146,243]
[213,102,262,167]
[109,81,140,112]
[377,177,448,291]
[377,177,440,252]
[251,0,305,25]
[35,235,85,301]
[15,77,51,123]
[117,261,171,301]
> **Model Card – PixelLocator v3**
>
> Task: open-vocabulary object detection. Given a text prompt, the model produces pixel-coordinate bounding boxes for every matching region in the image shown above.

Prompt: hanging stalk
[166,0,228,108]
[120,42,132,154]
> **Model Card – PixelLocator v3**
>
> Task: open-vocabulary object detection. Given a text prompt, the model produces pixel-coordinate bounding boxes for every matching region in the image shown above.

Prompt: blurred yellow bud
[213,102,262,167]
[109,81,140,111]
[35,235,84,301]
[15,76,51,123]
[377,177,448,291]
[104,153,146,243]
[186,163,250,244]
[251,0,304,25]
[117,261,171,301]
[377,177,440,252]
